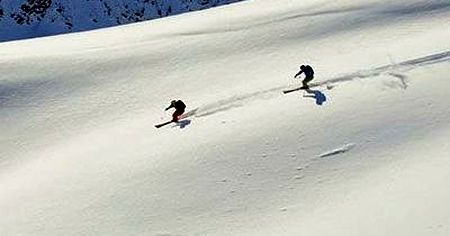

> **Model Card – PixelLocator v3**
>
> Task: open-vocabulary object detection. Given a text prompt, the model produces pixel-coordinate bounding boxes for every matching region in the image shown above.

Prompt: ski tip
[155,120,173,128]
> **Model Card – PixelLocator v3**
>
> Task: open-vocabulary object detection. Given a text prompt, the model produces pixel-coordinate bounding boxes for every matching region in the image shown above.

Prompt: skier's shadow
[173,119,192,129]
[303,89,326,105]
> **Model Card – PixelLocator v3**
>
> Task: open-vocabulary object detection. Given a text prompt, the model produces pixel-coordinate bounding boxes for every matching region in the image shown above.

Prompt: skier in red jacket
[165,100,186,122]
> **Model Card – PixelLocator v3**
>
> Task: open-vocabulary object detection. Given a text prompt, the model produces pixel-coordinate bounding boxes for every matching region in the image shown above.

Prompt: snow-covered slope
[1,0,450,235]
[0,0,241,42]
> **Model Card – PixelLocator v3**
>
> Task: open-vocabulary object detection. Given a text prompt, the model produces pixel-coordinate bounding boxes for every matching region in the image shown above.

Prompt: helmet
[300,65,306,69]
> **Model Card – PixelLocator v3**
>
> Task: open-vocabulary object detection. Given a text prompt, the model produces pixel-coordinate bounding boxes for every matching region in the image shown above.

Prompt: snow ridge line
[318,143,356,158]
[172,1,450,38]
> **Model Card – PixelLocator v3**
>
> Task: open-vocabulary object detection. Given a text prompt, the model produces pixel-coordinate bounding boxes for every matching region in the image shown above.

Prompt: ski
[155,108,198,129]
[283,86,308,94]
[155,121,174,128]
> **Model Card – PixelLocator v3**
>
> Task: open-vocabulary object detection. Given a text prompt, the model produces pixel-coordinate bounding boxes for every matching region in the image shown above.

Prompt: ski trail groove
[185,50,450,119]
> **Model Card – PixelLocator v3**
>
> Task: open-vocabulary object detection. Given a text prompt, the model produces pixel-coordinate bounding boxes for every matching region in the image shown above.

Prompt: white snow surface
[1,0,450,235]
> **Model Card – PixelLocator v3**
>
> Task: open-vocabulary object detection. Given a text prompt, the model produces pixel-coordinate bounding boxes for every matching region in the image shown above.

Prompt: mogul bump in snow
[294,64,314,89]
[165,100,186,122]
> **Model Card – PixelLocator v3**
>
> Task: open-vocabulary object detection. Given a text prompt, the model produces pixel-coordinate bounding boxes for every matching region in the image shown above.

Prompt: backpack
[306,65,314,75]
[175,100,186,110]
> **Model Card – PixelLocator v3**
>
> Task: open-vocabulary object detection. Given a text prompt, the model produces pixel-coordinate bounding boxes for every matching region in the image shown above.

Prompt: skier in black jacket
[294,65,314,89]
[165,100,186,122]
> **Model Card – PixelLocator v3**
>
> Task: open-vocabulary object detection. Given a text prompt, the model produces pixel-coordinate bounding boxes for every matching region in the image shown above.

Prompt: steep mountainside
[1,0,449,235]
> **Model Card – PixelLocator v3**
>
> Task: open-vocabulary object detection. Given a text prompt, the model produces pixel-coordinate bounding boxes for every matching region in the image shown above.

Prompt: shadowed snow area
[1,0,450,235]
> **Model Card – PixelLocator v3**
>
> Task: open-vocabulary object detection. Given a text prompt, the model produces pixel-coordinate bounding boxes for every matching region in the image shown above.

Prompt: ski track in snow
[321,50,450,88]
[183,50,450,119]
